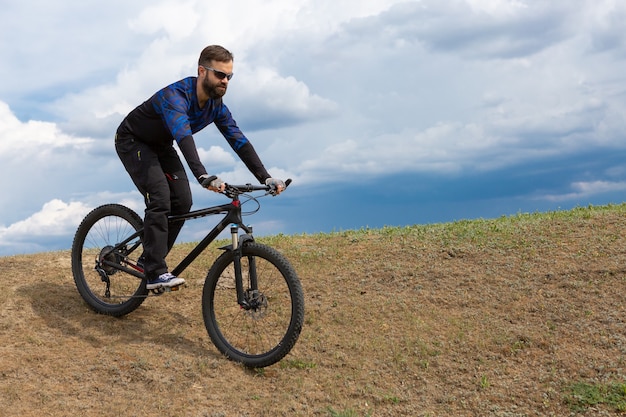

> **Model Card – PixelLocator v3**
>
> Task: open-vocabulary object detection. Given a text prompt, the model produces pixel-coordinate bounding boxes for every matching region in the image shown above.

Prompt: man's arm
[178,135,208,181]
[235,142,271,184]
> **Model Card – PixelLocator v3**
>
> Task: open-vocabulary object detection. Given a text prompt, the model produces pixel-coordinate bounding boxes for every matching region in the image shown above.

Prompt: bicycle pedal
[149,283,185,295]
[164,284,185,292]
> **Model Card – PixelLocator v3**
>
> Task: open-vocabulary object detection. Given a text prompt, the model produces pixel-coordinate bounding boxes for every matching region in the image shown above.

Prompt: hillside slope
[1,204,626,416]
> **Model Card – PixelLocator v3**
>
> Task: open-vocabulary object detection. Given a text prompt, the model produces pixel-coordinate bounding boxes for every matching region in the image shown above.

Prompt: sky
[1,0,626,256]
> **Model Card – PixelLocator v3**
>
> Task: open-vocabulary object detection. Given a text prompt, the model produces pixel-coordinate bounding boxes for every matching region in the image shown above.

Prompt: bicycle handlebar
[223,178,292,198]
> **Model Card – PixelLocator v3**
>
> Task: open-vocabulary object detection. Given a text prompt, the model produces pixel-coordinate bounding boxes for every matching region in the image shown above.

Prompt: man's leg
[115,135,171,281]
[158,146,193,252]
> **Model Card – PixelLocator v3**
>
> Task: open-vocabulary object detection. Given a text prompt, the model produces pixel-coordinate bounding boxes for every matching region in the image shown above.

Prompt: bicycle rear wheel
[202,242,304,368]
[71,204,147,317]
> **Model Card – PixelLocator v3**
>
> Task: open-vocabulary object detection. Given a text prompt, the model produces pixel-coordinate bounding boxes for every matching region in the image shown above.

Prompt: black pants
[115,134,192,280]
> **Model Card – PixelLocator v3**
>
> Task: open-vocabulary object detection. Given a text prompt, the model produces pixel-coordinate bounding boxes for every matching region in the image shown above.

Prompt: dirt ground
[1,206,626,416]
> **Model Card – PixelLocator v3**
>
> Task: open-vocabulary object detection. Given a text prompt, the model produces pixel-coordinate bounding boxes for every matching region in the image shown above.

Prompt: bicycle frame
[98,194,253,298]
[97,181,290,306]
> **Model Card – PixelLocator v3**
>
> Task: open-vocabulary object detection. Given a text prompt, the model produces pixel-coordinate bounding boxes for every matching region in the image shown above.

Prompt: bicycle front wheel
[71,204,147,317]
[202,242,305,368]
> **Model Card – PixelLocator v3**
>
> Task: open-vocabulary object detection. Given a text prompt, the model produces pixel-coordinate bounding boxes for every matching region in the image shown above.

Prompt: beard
[202,73,227,99]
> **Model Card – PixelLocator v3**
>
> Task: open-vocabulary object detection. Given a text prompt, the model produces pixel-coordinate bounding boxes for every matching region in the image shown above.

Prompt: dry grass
[2,204,626,416]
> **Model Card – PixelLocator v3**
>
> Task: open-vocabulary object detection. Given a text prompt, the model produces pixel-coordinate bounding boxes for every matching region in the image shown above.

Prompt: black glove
[198,174,224,189]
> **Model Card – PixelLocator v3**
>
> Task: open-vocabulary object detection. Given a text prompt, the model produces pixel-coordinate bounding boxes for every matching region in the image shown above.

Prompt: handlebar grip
[200,175,218,188]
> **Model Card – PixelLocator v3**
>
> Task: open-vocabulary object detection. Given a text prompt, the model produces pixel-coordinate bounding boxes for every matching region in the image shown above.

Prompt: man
[115,45,285,290]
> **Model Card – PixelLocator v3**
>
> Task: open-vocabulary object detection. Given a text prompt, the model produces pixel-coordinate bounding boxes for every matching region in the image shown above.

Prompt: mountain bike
[70,180,304,368]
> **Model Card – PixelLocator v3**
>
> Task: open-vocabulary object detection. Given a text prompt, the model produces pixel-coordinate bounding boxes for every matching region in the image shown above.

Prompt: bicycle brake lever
[222,184,237,199]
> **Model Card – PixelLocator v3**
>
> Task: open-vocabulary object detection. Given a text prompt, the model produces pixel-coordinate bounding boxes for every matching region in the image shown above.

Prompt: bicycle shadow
[21,281,219,359]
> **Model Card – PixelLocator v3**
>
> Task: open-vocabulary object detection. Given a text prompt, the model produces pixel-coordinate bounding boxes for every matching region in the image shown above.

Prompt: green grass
[278,202,626,244]
[326,407,372,417]
[279,359,317,370]
[566,381,626,412]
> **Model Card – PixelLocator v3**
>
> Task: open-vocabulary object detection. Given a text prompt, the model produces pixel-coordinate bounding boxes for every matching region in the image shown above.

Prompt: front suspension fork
[230,225,258,309]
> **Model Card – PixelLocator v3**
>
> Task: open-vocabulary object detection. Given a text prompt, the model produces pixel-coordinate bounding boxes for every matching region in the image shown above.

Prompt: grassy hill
[2,204,626,416]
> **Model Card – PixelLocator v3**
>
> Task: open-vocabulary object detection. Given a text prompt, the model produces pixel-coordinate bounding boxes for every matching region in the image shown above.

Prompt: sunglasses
[202,66,234,81]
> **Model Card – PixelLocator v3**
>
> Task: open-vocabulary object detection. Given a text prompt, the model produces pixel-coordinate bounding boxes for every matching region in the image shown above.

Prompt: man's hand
[199,174,226,192]
[265,178,286,195]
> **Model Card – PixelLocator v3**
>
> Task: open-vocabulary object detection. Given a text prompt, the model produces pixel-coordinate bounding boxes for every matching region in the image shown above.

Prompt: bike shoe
[147,272,185,290]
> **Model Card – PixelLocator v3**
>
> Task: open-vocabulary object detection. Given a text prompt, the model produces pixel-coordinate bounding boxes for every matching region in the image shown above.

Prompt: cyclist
[115,45,285,290]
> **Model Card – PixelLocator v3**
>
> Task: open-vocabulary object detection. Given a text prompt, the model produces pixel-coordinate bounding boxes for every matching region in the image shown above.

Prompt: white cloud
[197,146,237,167]
[0,101,93,156]
[0,190,146,256]
[229,66,338,129]
[0,2,148,101]
[0,199,91,255]
[128,1,199,40]
[0,199,89,237]
[541,180,626,202]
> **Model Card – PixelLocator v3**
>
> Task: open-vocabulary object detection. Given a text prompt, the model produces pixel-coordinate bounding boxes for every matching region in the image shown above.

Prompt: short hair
[198,45,234,66]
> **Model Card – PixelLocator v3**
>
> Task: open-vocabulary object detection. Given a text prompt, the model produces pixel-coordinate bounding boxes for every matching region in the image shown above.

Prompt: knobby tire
[71,204,147,317]
[202,242,305,368]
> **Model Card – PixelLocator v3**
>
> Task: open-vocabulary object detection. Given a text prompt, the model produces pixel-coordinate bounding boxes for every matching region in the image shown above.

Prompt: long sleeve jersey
[116,77,270,183]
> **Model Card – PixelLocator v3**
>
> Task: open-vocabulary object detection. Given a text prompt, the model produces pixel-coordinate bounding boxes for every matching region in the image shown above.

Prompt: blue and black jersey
[117,77,269,183]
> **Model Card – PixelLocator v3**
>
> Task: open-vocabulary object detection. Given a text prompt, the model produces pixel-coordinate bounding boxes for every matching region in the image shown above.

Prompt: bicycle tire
[202,242,304,368]
[71,204,147,317]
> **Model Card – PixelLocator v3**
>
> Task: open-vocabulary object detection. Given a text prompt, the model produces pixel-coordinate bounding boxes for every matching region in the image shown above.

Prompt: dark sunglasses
[202,66,234,81]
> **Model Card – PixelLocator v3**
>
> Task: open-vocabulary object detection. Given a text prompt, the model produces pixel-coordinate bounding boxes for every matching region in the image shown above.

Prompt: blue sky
[1,0,626,256]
